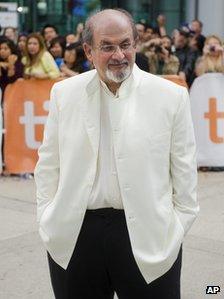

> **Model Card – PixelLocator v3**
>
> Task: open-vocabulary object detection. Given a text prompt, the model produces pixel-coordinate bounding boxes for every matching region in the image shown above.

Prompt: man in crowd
[190,19,205,42]
[41,24,58,48]
[135,22,146,43]
[35,8,199,299]
[143,24,154,41]
[155,14,167,36]
[190,19,206,56]
[174,30,198,85]
[135,22,150,72]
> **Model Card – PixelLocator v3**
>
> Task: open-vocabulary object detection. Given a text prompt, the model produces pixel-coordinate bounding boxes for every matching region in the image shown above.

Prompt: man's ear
[83,43,93,63]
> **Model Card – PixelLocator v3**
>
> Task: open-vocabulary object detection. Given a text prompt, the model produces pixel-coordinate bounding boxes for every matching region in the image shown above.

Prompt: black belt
[86,207,124,217]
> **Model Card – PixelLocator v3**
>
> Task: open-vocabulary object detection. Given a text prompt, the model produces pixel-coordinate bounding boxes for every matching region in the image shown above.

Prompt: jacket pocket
[39,200,54,227]
[173,208,185,235]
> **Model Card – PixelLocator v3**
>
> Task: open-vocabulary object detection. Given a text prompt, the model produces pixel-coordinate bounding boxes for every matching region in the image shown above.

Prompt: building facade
[0,0,223,39]
[1,0,185,35]
[186,0,224,39]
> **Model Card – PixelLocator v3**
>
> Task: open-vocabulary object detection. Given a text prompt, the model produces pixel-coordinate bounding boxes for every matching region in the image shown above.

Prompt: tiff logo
[204,97,224,143]
[206,286,220,294]
[19,100,49,149]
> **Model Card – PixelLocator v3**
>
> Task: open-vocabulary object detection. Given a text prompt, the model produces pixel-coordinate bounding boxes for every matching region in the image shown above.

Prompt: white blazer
[34,65,199,284]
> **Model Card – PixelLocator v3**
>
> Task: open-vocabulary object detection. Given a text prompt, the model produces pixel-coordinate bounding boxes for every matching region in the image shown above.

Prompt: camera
[209,45,216,52]
[155,45,162,53]
[149,43,162,53]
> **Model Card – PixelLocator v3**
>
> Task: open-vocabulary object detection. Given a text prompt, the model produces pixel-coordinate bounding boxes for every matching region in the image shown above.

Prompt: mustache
[107,59,129,65]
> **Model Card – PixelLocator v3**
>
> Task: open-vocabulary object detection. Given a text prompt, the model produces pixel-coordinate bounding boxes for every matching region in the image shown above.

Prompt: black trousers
[47,208,182,299]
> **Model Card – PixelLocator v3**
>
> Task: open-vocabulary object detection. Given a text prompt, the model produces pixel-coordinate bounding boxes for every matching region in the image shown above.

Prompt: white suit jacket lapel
[81,72,101,156]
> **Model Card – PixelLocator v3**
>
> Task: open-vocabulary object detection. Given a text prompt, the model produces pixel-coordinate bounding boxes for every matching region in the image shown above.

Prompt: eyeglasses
[96,42,134,54]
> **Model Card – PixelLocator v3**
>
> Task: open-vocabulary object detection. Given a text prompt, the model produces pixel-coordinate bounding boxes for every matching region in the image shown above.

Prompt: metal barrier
[190,73,224,166]
[3,79,57,174]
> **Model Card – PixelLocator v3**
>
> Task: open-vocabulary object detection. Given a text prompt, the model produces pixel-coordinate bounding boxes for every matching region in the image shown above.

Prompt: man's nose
[111,46,125,59]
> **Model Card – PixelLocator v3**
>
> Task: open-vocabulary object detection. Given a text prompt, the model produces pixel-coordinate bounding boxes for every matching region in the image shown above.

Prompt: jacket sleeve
[170,87,199,235]
[34,84,60,222]
[182,50,197,82]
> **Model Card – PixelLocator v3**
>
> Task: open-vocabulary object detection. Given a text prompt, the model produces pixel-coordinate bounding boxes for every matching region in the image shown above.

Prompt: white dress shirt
[87,74,133,209]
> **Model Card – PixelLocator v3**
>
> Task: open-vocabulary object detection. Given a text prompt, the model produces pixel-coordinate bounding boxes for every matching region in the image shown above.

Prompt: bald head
[82,9,138,46]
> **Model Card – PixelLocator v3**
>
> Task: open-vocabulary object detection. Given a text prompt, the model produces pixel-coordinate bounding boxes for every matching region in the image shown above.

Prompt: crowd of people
[0,22,90,96]
[135,16,224,86]
[0,15,224,97]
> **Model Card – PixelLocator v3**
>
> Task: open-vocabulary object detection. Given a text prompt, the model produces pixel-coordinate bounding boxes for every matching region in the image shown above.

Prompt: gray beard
[105,65,131,83]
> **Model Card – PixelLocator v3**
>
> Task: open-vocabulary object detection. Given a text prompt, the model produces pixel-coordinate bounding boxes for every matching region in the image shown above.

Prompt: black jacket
[174,46,198,85]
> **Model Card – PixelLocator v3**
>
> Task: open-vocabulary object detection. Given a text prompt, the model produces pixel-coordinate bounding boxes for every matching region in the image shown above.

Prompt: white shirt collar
[100,71,134,99]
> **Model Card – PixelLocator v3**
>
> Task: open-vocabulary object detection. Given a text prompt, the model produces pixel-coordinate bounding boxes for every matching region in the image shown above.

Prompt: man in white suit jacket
[35,8,199,299]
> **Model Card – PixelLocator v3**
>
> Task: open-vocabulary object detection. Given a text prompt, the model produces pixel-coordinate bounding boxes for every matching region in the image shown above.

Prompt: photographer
[195,35,224,77]
[144,36,179,75]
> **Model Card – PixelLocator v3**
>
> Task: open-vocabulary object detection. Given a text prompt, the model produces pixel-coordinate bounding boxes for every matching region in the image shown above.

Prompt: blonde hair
[24,33,46,67]
[205,35,223,46]
[196,35,224,76]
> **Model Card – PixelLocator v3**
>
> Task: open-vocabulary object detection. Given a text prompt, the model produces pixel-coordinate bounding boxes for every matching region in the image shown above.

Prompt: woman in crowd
[65,23,84,46]
[60,42,89,78]
[22,33,60,79]
[17,33,28,57]
[0,38,23,95]
[3,27,17,44]
[48,36,66,68]
[195,35,224,77]
[74,22,84,42]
